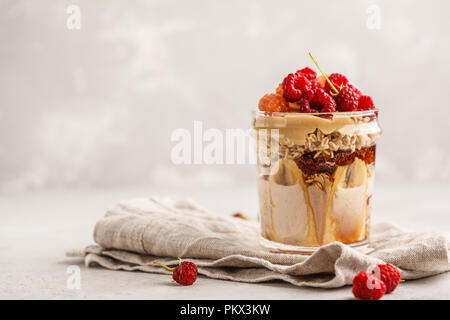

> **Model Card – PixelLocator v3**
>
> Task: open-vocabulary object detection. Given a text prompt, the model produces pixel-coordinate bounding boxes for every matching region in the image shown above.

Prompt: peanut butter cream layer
[253,113,381,147]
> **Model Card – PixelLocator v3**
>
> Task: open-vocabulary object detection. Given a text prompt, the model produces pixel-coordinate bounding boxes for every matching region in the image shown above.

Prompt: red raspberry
[358,95,375,111]
[282,73,314,102]
[295,75,315,100]
[298,98,316,113]
[352,270,386,300]
[296,67,317,80]
[310,79,321,91]
[154,259,198,286]
[310,88,336,113]
[324,73,348,94]
[372,264,401,294]
[232,212,249,220]
[282,73,302,102]
[335,84,359,112]
[348,84,362,99]
[173,261,198,286]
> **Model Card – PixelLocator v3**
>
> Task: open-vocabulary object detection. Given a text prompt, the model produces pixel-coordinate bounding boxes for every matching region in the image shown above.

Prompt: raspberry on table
[232,212,249,220]
[372,264,401,294]
[358,95,375,111]
[335,84,359,112]
[324,73,348,94]
[352,270,386,300]
[173,261,198,286]
[258,93,289,112]
[154,258,198,286]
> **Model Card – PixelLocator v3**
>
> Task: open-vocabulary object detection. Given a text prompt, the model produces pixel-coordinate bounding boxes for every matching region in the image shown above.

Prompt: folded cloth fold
[80,197,450,288]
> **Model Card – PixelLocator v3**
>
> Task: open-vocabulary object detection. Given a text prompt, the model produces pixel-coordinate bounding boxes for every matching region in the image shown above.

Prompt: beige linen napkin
[80,197,450,288]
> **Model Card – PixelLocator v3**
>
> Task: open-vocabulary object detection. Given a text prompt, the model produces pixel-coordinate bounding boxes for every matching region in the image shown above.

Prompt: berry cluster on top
[258,59,375,114]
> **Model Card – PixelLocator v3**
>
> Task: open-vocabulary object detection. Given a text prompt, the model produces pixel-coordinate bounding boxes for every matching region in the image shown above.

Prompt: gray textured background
[1,0,450,193]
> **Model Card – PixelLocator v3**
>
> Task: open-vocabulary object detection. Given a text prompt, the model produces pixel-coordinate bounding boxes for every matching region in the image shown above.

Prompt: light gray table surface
[1,183,449,300]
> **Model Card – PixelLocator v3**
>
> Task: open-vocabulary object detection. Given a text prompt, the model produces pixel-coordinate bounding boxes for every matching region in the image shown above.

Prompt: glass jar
[253,110,381,253]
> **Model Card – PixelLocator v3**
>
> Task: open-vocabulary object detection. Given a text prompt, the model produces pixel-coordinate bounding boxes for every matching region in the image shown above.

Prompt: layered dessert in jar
[254,54,381,251]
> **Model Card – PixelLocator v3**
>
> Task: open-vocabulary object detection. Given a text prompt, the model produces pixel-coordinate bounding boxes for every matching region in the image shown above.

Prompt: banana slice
[264,159,313,245]
[268,181,309,244]
[342,157,367,188]
[331,158,368,243]
[270,159,302,186]
[308,184,330,245]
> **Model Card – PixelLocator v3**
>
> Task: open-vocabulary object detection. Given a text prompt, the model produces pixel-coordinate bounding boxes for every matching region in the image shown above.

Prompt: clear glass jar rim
[252,109,379,117]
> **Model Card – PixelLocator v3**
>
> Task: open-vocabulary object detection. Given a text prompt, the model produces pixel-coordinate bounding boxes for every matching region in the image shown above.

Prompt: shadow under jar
[253,110,381,253]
